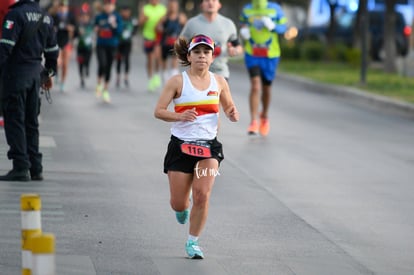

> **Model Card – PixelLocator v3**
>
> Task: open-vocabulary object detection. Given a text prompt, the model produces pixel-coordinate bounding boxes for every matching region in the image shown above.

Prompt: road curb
[279,73,414,119]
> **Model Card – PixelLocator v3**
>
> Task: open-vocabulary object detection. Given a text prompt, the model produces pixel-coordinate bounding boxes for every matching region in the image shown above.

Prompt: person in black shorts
[154,34,239,259]
[156,0,186,82]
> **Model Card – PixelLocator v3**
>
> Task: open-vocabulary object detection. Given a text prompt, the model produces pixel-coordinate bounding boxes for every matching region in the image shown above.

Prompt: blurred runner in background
[52,0,77,92]
[156,0,186,83]
[76,9,94,88]
[240,0,287,136]
[138,0,166,92]
[94,0,123,103]
[116,5,138,88]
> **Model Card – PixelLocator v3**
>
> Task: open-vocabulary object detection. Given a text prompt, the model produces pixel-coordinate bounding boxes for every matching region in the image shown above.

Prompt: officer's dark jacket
[0,0,59,76]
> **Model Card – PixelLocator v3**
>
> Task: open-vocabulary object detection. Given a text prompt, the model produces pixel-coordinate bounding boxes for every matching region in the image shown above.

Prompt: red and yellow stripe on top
[174,99,219,116]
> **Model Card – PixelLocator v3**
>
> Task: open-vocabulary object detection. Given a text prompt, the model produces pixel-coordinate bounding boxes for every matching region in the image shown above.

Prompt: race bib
[252,46,268,57]
[165,36,177,46]
[122,30,132,39]
[59,22,67,30]
[85,37,92,45]
[99,29,113,39]
[181,141,211,158]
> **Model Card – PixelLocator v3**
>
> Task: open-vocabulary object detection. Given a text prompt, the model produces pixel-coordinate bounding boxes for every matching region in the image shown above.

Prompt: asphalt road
[0,48,413,275]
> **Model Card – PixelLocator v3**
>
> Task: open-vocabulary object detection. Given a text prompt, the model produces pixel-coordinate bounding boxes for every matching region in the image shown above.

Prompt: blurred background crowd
[37,0,414,73]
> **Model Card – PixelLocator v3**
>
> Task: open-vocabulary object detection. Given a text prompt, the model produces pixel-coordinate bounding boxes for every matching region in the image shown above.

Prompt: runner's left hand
[226,106,239,122]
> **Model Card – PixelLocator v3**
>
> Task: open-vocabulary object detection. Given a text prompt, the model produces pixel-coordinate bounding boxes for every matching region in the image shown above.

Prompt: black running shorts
[163,135,224,174]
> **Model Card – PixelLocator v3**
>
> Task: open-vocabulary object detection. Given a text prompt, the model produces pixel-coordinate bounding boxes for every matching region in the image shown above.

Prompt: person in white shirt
[154,34,239,259]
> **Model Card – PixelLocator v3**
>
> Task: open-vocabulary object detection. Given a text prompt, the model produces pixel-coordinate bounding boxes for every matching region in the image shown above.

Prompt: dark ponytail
[174,36,191,66]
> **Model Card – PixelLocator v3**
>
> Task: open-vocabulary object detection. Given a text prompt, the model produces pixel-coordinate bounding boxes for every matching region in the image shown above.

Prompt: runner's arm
[227,21,243,57]
[218,76,239,122]
[154,75,198,122]
[138,9,148,26]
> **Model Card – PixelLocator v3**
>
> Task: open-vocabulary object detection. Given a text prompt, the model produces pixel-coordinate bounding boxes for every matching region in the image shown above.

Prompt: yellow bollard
[21,194,42,275]
[31,233,55,275]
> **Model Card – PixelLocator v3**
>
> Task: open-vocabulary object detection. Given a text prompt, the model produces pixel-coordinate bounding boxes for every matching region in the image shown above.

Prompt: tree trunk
[384,0,397,73]
[358,0,369,84]
[352,0,373,56]
[327,1,337,47]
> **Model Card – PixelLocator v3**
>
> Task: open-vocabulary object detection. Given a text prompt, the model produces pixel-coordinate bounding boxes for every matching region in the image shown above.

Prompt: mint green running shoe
[185,240,204,259]
[152,74,161,89]
[102,90,111,103]
[147,77,155,92]
[175,209,189,224]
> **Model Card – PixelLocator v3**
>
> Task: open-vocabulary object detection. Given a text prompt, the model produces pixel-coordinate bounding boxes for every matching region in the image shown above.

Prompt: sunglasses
[191,35,214,46]
[188,35,215,52]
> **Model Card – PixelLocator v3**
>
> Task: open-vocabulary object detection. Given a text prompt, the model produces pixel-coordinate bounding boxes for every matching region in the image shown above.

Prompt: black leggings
[77,48,92,78]
[116,42,132,74]
[96,45,116,82]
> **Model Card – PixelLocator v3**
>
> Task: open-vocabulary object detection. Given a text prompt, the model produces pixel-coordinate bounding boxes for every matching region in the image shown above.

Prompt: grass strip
[279,61,414,104]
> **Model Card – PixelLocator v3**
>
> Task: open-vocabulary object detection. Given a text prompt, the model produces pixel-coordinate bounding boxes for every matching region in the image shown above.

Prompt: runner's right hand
[180,107,198,122]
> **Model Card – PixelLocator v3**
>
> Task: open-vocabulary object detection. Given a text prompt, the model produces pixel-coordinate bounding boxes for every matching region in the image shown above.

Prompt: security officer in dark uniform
[0,0,59,181]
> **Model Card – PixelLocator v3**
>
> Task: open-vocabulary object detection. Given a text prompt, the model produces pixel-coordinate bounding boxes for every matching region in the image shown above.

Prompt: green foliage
[344,48,362,67]
[280,40,301,60]
[279,60,414,103]
[325,43,348,62]
[301,41,326,61]
[259,38,359,65]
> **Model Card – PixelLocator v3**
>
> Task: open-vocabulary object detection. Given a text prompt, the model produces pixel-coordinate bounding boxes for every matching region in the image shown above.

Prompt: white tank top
[171,71,220,141]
